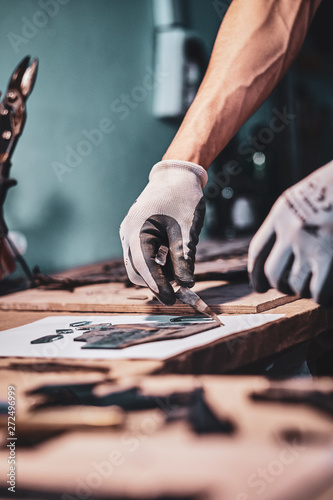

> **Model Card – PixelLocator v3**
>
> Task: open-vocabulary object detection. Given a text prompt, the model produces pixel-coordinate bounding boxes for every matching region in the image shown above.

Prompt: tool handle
[0,162,16,236]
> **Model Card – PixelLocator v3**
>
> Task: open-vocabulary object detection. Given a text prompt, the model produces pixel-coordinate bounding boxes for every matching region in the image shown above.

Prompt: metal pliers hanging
[0,56,38,279]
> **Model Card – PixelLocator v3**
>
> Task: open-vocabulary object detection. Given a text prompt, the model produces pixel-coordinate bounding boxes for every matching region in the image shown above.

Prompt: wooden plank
[161,299,332,375]
[0,280,297,314]
[0,299,330,375]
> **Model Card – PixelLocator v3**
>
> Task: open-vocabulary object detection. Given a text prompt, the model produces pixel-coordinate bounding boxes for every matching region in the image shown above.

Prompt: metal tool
[170,316,214,323]
[76,322,113,330]
[31,334,63,344]
[80,322,218,349]
[0,56,38,280]
[69,320,92,327]
[175,287,224,326]
[155,245,224,326]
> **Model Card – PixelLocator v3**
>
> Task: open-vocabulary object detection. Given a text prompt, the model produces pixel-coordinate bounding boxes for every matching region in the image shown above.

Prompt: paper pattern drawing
[0,314,284,361]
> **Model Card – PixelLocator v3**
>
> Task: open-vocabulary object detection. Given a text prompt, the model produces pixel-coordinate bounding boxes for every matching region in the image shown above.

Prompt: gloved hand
[120,160,208,305]
[248,160,333,306]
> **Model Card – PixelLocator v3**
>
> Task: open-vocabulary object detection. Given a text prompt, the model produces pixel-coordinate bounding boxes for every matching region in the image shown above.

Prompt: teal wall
[0,0,221,272]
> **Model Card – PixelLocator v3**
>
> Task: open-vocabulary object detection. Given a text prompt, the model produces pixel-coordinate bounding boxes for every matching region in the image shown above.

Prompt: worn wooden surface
[0,250,331,374]
[0,279,297,314]
[162,299,333,374]
[0,243,332,499]
[0,297,332,375]
[0,236,292,315]
[1,375,333,500]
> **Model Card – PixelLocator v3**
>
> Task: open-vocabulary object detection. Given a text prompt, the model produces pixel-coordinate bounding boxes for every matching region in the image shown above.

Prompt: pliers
[0,56,38,277]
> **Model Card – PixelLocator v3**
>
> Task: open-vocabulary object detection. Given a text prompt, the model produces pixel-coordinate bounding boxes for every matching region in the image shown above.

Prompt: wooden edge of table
[1,299,332,377]
[158,299,333,374]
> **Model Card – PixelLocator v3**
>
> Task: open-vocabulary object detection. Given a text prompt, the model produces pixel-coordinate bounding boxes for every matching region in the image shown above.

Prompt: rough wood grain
[161,299,333,375]
[1,296,331,378]
[0,280,297,314]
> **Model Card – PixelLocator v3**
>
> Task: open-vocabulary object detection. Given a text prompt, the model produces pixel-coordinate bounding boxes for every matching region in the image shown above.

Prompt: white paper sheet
[0,314,284,360]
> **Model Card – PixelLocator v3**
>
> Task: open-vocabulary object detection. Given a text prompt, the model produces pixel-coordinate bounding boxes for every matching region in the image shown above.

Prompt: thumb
[168,196,206,288]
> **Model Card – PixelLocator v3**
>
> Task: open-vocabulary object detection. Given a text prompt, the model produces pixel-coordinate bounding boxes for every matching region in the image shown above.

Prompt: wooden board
[0,300,330,376]
[0,280,297,314]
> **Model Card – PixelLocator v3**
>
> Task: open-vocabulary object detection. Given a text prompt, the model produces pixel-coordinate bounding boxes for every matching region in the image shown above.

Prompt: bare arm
[163,0,321,170]
[120,0,322,304]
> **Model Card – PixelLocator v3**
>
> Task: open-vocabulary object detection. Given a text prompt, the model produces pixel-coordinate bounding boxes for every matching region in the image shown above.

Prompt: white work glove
[248,160,333,306]
[120,160,208,305]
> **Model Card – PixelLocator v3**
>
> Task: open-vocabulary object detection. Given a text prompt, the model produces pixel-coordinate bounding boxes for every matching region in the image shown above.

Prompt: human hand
[248,160,333,306]
[119,160,207,305]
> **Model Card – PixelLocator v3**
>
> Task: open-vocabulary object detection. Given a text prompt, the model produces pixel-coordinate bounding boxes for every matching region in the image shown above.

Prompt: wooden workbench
[1,233,331,375]
[1,252,333,499]
[1,374,333,500]
[1,236,331,376]
[0,295,332,376]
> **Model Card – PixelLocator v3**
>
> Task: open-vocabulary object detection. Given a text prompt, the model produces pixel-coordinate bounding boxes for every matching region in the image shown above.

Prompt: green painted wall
[0,0,221,272]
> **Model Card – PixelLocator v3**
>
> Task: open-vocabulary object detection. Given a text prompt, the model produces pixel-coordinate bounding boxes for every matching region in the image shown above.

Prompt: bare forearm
[163,0,321,170]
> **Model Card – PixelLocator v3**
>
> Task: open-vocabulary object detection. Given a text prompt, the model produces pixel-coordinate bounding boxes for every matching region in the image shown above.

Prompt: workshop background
[0,0,332,273]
